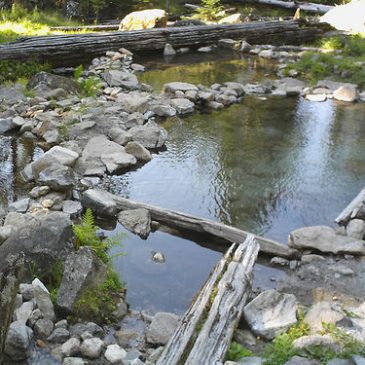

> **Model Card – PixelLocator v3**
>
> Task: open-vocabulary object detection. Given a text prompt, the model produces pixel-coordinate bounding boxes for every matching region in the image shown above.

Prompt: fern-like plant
[73,208,124,263]
[74,65,102,98]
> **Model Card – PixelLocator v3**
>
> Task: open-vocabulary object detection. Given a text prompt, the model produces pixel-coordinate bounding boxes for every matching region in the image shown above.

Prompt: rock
[29,186,51,199]
[4,321,33,361]
[270,257,289,266]
[259,49,275,59]
[292,335,340,353]
[81,189,118,217]
[0,84,26,105]
[198,46,213,53]
[55,319,68,329]
[32,278,55,321]
[333,84,358,102]
[8,198,30,213]
[80,337,104,359]
[240,41,251,53]
[353,355,365,365]
[243,289,297,340]
[218,39,240,50]
[57,247,107,313]
[129,125,168,149]
[37,163,76,191]
[233,329,257,348]
[61,337,81,357]
[119,9,167,31]
[284,356,319,365]
[301,254,326,264]
[103,70,139,90]
[108,127,133,146]
[164,43,176,57]
[147,312,179,345]
[118,208,151,239]
[0,117,18,134]
[125,141,152,162]
[149,103,177,117]
[62,200,83,219]
[70,322,103,338]
[28,72,80,95]
[305,94,327,102]
[0,226,13,244]
[117,92,150,113]
[105,344,127,363]
[288,226,365,255]
[218,13,243,24]
[234,357,262,365]
[304,302,344,333]
[316,80,357,93]
[40,146,79,167]
[14,301,34,323]
[101,151,137,174]
[152,252,165,263]
[63,358,87,365]
[28,308,43,328]
[34,318,54,339]
[19,284,34,301]
[113,300,128,320]
[170,98,195,114]
[346,219,365,239]
[163,82,198,95]
[327,360,353,365]
[48,328,71,343]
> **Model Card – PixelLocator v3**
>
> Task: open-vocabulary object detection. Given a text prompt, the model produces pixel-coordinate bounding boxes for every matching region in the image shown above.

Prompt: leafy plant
[225,342,253,361]
[196,0,225,22]
[74,65,102,97]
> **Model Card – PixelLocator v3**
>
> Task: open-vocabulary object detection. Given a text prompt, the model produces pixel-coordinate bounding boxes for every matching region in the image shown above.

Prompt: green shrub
[74,65,102,97]
[196,0,225,22]
[225,342,253,361]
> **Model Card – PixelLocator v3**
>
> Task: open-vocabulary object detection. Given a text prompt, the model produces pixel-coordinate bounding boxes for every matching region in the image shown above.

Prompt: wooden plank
[82,189,296,258]
[0,21,321,66]
[157,235,259,365]
[335,187,365,225]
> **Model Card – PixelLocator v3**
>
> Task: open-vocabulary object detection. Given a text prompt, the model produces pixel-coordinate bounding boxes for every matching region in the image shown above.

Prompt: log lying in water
[335,187,365,225]
[156,235,259,365]
[251,0,333,14]
[82,189,296,258]
[0,20,322,66]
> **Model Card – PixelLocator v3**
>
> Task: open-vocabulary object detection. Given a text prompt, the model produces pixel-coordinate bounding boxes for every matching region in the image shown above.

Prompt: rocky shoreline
[1,42,365,365]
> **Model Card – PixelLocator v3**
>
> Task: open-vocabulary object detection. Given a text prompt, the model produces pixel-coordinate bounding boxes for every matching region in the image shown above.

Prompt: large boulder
[289,226,365,255]
[57,247,108,313]
[129,125,168,149]
[37,163,76,191]
[4,321,33,361]
[244,289,297,340]
[0,211,72,270]
[119,9,167,31]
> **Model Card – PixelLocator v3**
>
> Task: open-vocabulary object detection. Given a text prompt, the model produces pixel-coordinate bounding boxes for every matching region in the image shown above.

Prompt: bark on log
[0,255,24,365]
[185,3,237,12]
[82,189,296,258]
[50,24,120,32]
[335,187,365,225]
[0,20,322,66]
[252,0,333,14]
[156,235,259,365]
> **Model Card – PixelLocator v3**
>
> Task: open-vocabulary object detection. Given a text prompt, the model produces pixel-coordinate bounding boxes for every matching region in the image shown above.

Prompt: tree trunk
[0,20,322,66]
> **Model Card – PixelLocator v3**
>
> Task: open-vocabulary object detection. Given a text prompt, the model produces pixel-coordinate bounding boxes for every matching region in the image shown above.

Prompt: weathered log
[156,235,259,365]
[82,189,296,258]
[0,255,24,365]
[184,3,237,12]
[251,0,333,14]
[0,21,322,66]
[50,24,119,32]
[335,187,365,225]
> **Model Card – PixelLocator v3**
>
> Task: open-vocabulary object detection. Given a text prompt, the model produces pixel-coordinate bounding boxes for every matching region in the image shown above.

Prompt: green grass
[225,342,253,361]
[286,35,365,88]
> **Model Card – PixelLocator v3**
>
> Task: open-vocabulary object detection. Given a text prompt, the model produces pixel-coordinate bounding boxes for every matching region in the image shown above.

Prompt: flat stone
[244,289,297,340]
[47,328,71,343]
[108,127,133,146]
[118,208,151,239]
[149,103,177,117]
[81,189,118,217]
[289,226,365,255]
[41,146,79,167]
[163,82,198,94]
[170,98,195,114]
[218,38,240,50]
[129,125,168,149]
[284,356,319,365]
[103,70,139,90]
[305,94,327,102]
[8,198,30,213]
[62,200,83,218]
[117,92,150,113]
[14,301,34,323]
[101,151,137,174]
[147,312,179,345]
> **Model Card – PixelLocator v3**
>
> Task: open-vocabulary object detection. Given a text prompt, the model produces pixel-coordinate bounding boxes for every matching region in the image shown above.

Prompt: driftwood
[82,189,296,258]
[252,0,333,14]
[335,188,365,225]
[156,235,259,365]
[0,20,321,66]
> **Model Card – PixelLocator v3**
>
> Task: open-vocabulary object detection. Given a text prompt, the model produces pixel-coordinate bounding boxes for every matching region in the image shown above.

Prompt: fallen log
[82,189,296,258]
[184,3,237,12]
[335,187,365,225]
[156,235,259,365]
[0,20,322,66]
[251,0,334,14]
[50,24,119,32]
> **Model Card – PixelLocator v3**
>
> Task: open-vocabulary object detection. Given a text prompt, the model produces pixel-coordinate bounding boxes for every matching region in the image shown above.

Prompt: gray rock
[4,321,33,361]
[103,70,139,90]
[218,38,240,50]
[123,349,142,365]
[304,302,344,334]
[37,163,76,191]
[327,360,353,365]
[292,335,340,353]
[108,127,133,146]
[170,98,195,114]
[244,289,297,340]
[14,301,34,323]
[240,41,251,52]
[63,357,87,365]
[29,186,51,199]
[125,141,152,162]
[80,337,104,359]
[69,322,103,338]
[0,84,26,105]
[117,92,150,113]
[57,247,107,313]
[28,72,80,95]
[163,82,198,95]
[346,219,365,239]
[113,300,128,320]
[124,112,145,130]
[198,46,213,52]
[40,146,79,167]
[236,357,262,364]
[149,103,177,117]
[333,85,358,102]
[118,208,151,239]
[81,189,118,217]
[19,283,34,301]
[105,344,127,363]
[233,329,256,348]
[0,118,18,134]
[129,125,168,149]
[8,198,30,213]
[0,226,13,245]
[164,43,176,57]
[353,355,365,365]
[147,312,179,345]
[34,318,54,339]
[48,328,71,343]
[32,278,55,321]
[28,308,43,328]
[152,252,165,263]
[301,254,326,264]
[270,257,289,266]
[284,356,319,365]
[101,151,137,174]
[61,337,81,357]
[62,200,82,218]
[55,319,68,329]
[289,226,365,255]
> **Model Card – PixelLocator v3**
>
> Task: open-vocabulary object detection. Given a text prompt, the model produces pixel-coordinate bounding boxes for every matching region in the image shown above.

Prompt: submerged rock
[118,208,152,239]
